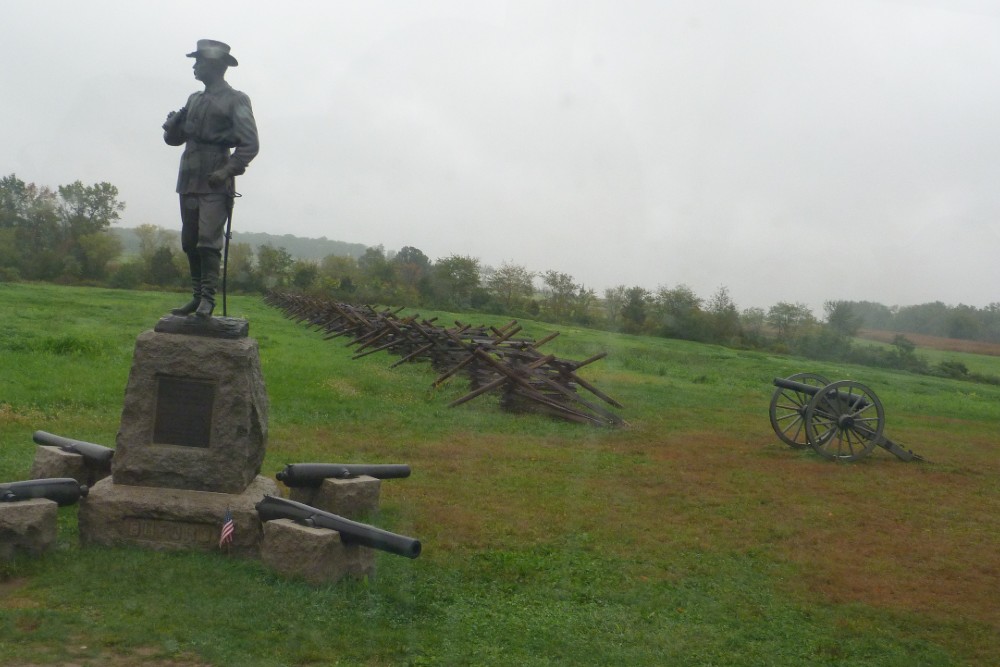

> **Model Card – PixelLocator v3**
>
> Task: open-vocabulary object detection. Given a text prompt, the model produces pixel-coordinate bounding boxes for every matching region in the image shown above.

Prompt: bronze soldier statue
[163,39,259,318]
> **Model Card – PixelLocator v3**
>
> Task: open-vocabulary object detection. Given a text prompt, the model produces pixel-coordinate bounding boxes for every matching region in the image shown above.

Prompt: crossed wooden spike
[265,290,625,427]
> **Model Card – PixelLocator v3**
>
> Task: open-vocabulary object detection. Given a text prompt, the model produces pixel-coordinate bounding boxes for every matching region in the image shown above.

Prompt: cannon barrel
[276,463,411,487]
[772,377,871,409]
[0,478,89,506]
[255,495,421,559]
[32,430,114,467]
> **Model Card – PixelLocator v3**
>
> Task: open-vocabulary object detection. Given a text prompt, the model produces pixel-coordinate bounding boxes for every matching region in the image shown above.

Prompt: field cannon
[0,478,89,506]
[32,430,114,468]
[255,495,421,558]
[276,463,411,487]
[769,373,924,462]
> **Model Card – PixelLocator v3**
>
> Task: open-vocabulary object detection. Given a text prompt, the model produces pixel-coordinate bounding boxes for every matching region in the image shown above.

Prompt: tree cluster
[0,174,125,282]
[4,174,996,385]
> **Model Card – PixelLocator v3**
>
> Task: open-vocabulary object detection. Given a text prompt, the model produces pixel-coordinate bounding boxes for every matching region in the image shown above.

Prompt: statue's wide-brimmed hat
[186,39,238,67]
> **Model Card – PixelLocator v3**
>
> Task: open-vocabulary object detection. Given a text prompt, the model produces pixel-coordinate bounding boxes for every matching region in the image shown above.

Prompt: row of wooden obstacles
[264,291,625,427]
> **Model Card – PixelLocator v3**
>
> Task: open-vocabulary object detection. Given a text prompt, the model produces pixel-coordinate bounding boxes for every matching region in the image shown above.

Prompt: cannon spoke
[804,380,884,461]
[769,373,830,448]
[773,411,807,442]
[842,428,863,458]
[808,410,838,447]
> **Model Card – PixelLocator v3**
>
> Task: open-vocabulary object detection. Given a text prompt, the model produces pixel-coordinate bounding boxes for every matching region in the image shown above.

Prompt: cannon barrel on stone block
[32,430,114,467]
[0,478,88,506]
[256,495,421,559]
[276,463,411,487]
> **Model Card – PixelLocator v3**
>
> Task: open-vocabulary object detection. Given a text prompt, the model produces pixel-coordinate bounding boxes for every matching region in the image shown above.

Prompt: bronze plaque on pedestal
[153,376,215,447]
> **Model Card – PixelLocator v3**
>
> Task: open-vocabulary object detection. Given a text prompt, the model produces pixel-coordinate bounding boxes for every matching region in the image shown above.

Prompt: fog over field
[2,0,999,311]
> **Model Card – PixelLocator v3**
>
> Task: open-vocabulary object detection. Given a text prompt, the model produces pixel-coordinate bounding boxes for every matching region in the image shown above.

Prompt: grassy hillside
[856,329,1000,377]
[1,282,998,666]
[112,227,368,261]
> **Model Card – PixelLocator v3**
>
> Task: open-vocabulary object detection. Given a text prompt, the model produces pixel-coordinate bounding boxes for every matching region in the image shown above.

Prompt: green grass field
[852,333,1000,378]
[1,282,998,666]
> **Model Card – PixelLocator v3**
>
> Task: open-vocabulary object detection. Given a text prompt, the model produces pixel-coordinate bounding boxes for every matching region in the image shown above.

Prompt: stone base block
[112,329,268,494]
[288,476,381,520]
[0,498,58,562]
[79,475,278,557]
[30,446,110,487]
[260,518,375,585]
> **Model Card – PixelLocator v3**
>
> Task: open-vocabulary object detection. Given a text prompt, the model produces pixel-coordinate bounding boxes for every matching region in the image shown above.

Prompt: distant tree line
[835,300,1000,344]
[111,227,368,264]
[3,173,996,384]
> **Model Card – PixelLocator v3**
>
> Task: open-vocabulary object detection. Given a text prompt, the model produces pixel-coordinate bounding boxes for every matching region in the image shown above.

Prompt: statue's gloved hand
[162,107,187,131]
[207,169,229,188]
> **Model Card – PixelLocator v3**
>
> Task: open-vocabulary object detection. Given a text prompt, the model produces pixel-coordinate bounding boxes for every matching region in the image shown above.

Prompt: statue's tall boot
[195,247,221,319]
[171,251,202,315]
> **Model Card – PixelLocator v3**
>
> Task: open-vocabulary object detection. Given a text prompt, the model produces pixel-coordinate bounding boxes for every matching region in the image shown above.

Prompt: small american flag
[219,509,235,549]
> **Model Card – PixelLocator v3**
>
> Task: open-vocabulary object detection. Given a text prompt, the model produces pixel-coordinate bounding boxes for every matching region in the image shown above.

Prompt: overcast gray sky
[2,0,999,313]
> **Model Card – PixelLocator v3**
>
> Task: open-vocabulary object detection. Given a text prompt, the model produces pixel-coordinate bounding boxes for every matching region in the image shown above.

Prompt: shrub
[109,261,145,289]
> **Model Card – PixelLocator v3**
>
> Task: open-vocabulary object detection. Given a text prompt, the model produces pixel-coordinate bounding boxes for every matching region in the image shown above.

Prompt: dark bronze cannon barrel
[0,478,89,506]
[255,495,421,559]
[772,377,871,409]
[276,463,411,487]
[32,430,114,467]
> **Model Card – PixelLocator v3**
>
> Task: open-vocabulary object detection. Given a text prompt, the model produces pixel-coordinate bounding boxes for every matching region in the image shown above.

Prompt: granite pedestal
[79,316,272,555]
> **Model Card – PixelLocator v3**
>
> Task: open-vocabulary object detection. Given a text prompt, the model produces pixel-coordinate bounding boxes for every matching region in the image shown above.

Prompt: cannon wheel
[804,380,885,461]
[769,373,831,449]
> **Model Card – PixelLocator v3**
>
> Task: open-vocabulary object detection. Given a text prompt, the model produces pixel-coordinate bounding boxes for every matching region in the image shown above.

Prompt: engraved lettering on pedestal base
[123,517,215,547]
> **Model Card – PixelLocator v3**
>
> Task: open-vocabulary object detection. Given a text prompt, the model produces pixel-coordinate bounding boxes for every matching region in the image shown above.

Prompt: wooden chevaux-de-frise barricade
[769,373,924,462]
[265,291,625,427]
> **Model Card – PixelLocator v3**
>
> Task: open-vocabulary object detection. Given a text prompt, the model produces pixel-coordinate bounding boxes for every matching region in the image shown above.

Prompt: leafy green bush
[109,261,145,289]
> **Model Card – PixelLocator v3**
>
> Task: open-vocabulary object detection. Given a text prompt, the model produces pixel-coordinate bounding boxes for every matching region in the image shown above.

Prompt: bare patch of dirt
[858,329,1000,356]
[8,657,209,667]
[594,429,1000,637]
[6,645,212,667]
[322,377,359,397]
[0,577,40,610]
